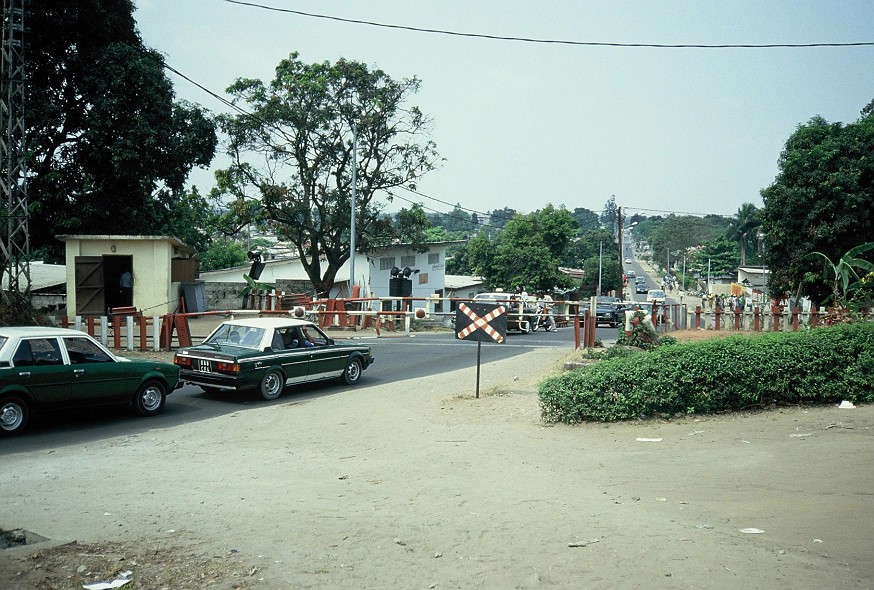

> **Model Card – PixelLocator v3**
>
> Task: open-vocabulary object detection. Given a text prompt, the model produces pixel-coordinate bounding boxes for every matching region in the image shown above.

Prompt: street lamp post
[349,120,357,296]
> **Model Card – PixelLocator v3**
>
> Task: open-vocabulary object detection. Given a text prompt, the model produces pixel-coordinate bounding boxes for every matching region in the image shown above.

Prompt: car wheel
[134,380,167,417]
[342,358,363,385]
[260,369,285,400]
[0,396,29,436]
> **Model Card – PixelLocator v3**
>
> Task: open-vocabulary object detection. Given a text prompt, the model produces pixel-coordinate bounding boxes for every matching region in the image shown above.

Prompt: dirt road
[2,345,872,589]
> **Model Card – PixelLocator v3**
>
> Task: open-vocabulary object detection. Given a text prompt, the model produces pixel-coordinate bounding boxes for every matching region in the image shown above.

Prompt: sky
[134,0,874,221]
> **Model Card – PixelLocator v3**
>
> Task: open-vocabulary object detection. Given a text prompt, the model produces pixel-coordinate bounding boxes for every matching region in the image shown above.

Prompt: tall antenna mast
[0,0,31,307]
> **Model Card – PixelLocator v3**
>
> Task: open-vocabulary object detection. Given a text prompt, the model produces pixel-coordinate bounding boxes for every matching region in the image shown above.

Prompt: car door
[11,337,71,407]
[62,336,130,406]
[299,326,345,381]
[272,327,310,385]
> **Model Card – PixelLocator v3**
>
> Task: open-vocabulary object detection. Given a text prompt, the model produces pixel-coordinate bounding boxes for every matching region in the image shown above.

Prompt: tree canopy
[23,0,217,261]
[571,207,600,234]
[725,203,762,266]
[213,53,440,296]
[760,101,874,303]
[465,205,578,292]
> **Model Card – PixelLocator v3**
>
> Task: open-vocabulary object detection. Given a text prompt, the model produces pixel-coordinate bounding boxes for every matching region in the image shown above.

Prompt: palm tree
[726,203,762,266]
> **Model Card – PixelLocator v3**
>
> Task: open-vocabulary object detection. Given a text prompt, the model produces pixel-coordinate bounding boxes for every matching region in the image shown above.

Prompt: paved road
[1,325,616,449]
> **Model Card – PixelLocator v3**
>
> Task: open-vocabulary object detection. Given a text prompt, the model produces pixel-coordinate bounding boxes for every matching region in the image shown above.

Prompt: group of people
[702,293,747,311]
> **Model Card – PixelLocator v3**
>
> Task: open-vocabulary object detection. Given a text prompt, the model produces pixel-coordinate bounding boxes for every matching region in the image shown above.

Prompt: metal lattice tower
[0,0,31,306]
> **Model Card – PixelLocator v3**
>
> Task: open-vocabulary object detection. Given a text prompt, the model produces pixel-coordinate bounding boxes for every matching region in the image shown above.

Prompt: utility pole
[616,206,623,298]
[0,0,31,307]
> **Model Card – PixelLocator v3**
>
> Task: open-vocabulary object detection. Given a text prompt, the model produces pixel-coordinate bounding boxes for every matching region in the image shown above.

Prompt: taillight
[216,361,240,374]
[173,355,191,367]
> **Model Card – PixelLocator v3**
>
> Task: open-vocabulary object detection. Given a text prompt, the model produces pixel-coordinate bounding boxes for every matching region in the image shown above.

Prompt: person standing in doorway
[119,270,133,306]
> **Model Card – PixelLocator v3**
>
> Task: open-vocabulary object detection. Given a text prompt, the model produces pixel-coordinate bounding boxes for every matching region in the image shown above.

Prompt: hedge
[539,322,874,423]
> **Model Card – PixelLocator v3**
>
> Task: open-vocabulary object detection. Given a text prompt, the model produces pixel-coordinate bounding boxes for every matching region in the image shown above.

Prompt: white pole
[350,121,357,297]
[597,240,603,296]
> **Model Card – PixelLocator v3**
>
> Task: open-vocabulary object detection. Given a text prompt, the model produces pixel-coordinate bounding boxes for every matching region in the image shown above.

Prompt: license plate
[196,359,211,373]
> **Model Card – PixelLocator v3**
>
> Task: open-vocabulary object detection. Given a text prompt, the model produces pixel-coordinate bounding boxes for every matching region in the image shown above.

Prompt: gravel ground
[2,331,872,589]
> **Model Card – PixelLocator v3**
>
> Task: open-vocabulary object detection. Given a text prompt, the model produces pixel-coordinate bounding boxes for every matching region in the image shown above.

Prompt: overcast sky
[135,0,874,221]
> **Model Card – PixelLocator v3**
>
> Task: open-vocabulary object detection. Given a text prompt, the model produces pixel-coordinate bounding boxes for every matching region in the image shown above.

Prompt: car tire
[134,380,166,417]
[342,358,363,385]
[260,369,285,401]
[0,395,29,436]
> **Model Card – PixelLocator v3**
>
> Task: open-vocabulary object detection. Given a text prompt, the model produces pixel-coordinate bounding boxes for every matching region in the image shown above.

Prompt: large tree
[646,215,729,271]
[760,101,874,304]
[466,204,577,292]
[23,0,217,261]
[214,53,439,296]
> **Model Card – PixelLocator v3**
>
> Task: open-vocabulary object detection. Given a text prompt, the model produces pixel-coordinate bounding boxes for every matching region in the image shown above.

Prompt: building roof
[1,261,66,292]
[57,234,194,256]
[444,274,485,290]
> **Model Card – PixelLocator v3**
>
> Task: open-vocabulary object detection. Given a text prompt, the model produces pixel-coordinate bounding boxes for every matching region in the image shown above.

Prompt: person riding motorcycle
[536,292,557,332]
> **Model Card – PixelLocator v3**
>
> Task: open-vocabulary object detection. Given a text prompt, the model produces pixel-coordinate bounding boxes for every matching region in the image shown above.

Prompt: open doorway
[102,255,134,312]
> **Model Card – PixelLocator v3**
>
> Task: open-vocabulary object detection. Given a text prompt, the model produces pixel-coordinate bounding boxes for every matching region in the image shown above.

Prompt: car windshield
[205,324,266,349]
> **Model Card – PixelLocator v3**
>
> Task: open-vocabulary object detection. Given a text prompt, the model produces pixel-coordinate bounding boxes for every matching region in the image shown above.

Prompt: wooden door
[74,256,105,315]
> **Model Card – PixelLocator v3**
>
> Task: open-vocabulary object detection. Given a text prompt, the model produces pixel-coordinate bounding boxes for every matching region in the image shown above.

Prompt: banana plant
[238,274,274,308]
[805,242,874,307]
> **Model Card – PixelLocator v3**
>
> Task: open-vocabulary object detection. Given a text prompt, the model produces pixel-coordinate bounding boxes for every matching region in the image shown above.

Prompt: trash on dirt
[813,538,823,543]
[82,571,133,589]
[568,539,600,547]
[695,524,714,529]
[739,528,765,534]
[635,437,662,442]
[790,433,812,438]
[838,401,856,409]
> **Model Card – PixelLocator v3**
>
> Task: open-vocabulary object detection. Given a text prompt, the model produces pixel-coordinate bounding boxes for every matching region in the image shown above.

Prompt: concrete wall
[201,279,315,311]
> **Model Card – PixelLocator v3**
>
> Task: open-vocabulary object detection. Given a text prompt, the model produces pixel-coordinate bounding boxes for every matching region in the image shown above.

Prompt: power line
[222,0,874,49]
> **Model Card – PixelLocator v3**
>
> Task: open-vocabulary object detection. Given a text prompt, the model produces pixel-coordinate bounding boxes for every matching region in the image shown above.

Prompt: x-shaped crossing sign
[455,302,507,344]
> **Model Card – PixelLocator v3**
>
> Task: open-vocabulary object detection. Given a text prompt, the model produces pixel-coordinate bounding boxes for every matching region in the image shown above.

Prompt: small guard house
[58,235,197,317]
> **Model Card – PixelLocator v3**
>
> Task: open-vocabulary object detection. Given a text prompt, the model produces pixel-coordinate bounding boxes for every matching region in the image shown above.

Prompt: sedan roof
[0,326,86,338]
[214,317,315,329]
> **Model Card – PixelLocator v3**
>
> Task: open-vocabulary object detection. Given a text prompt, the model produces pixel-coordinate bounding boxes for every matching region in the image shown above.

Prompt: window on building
[428,253,439,264]
[380,257,396,271]
[401,255,416,268]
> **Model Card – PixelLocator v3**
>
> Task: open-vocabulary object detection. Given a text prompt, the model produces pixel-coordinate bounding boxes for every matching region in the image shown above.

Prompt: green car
[0,326,181,436]
[173,318,375,400]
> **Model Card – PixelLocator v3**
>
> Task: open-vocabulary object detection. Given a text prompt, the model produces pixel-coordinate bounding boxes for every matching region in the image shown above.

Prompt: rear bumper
[178,369,244,391]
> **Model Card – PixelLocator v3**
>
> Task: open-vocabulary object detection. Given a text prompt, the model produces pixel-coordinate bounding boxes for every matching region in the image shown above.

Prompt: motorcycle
[531,302,557,332]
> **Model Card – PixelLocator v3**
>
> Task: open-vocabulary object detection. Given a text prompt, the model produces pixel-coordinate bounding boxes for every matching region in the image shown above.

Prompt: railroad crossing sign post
[455,302,507,398]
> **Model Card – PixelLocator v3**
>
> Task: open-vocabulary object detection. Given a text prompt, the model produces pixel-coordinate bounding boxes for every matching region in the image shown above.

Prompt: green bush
[539,322,874,423]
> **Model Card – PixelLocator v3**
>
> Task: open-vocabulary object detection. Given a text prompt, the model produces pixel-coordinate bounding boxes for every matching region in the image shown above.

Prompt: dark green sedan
[173,318,374,400]
[0,326,181,436]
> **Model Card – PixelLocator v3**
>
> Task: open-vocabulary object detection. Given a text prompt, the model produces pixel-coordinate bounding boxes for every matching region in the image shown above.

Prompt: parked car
[579,301,624,327]
[471,292,539,333]
[0,326,180,436]
[173,318,374,400]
